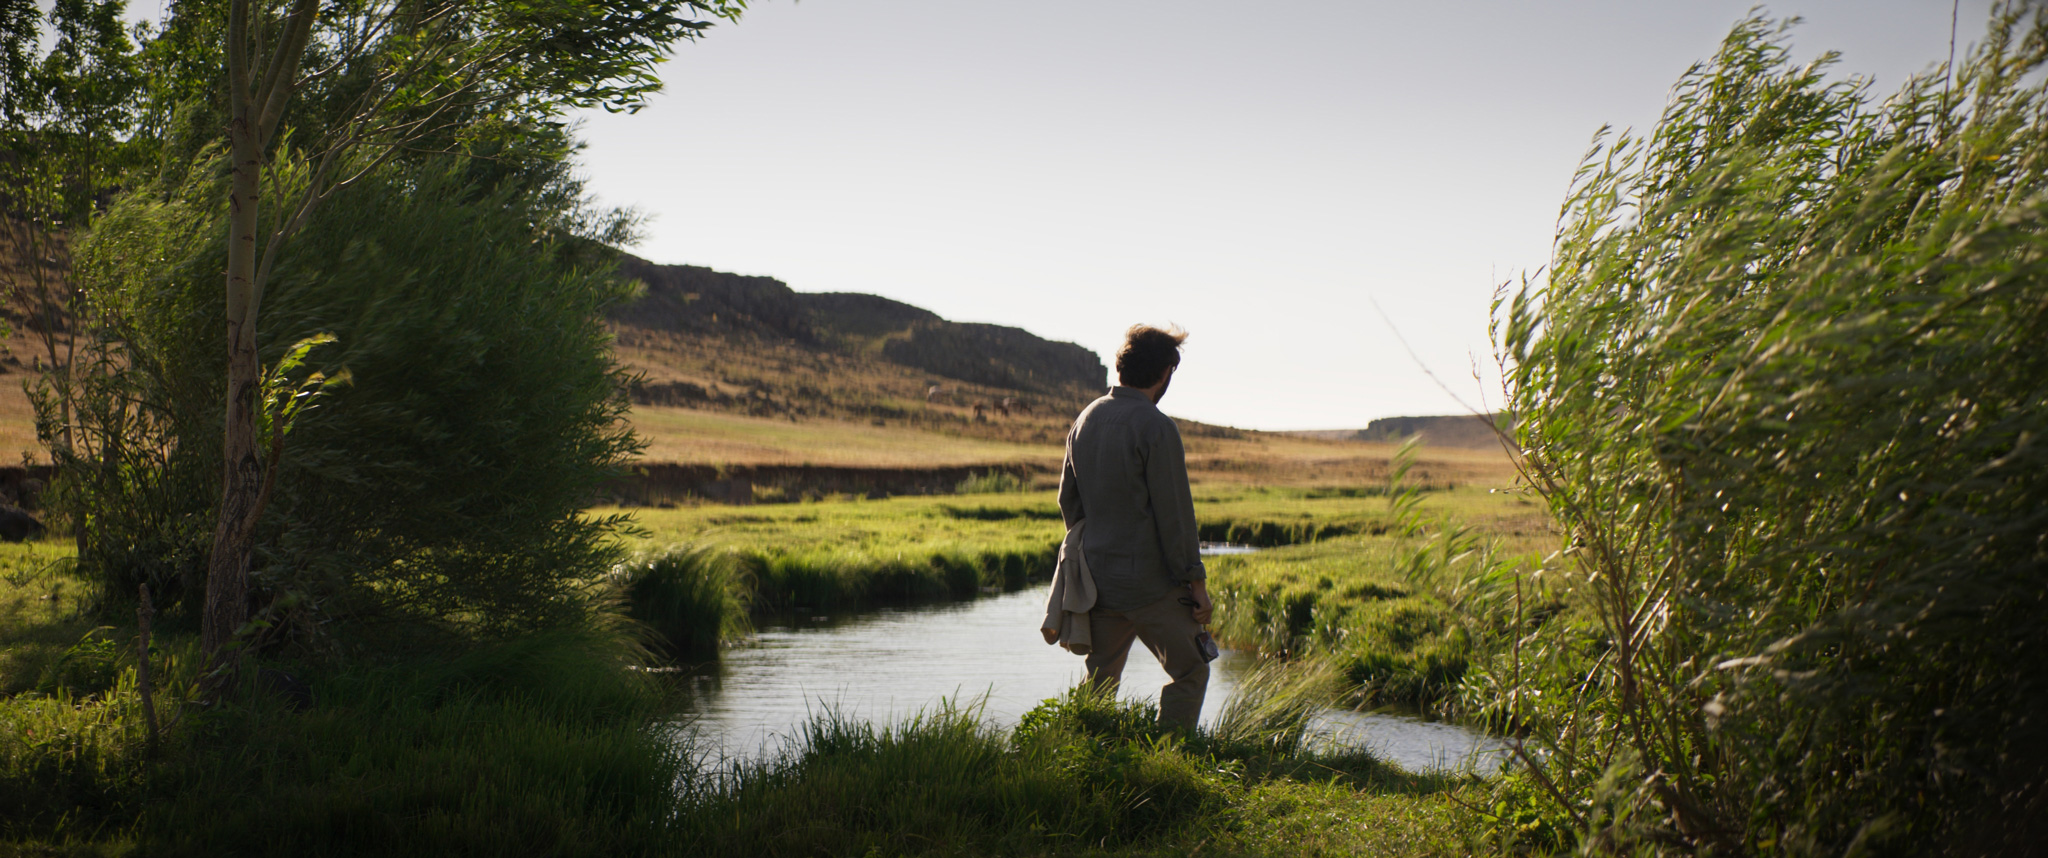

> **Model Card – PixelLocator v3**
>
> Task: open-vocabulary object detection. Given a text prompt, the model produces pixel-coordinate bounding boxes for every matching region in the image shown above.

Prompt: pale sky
[402,2,1988,429]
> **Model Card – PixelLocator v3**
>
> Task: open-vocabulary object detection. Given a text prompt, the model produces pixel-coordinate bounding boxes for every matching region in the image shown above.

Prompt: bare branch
[257,0,324,147]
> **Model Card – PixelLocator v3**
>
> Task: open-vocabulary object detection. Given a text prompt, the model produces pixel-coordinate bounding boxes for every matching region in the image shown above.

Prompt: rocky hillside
[612,256,1105,398]
[605,255,1114,447]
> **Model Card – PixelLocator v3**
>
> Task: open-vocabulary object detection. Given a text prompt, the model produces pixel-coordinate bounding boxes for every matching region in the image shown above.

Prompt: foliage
[34,628,125,697]
[1494,8,2048,854]
[62,157,645,638]
[35,187,219,621]
[0,0,146,235]
[2,1,151,552]
[79,0,751,670]
[142,631,672,857]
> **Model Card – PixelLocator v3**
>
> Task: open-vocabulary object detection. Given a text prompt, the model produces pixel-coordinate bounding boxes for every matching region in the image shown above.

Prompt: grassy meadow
[604,481,1550,716]
[625,398,1510,489]
[0,525,1525,857]
[2,440,1543,855]
[602,481,1529,617]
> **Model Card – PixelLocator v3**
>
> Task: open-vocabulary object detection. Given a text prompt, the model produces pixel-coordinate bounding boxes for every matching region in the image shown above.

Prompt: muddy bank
[604,462,1053,506]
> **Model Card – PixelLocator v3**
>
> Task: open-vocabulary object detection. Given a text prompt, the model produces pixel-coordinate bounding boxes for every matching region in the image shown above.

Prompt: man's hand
[1187,580,1213,625]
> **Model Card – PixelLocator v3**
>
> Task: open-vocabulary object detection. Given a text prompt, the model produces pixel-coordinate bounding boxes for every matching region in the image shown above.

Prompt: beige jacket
[1057,387,1206,612]
[1039,519,1096,655]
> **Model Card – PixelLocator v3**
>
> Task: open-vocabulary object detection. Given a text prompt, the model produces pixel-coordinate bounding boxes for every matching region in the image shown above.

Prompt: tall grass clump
[1208,658,1338,756]
[1,659,183,846]
[734,542,1055,612]
[616,547,750,659]
[953,470,1029,494]
[141,631,680,857]
[1493,8,2048,853]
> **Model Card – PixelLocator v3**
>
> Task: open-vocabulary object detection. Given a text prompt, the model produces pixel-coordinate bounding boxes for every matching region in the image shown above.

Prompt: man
[1056,324,1211,730]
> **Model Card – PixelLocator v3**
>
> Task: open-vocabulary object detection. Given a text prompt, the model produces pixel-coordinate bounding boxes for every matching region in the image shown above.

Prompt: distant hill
[1285,414,1511,450]
[606,255,1111,447]
[612,256,1105,398]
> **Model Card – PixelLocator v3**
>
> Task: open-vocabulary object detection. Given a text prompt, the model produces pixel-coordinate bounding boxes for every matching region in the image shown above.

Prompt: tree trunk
[200,28,264,677]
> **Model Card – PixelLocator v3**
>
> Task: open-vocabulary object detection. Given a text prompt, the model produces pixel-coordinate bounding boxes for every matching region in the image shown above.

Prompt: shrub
[59,154,643,638]
[1495,9,2048,853]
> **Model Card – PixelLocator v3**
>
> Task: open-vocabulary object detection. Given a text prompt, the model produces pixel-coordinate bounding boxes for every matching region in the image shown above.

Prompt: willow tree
[202,0,745,677]
[1494,7,2048,852]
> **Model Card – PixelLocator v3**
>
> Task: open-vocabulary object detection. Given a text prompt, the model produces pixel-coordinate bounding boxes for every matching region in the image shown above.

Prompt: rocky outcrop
[1350,414,1512,449]
[880,320,1105,395]
[609,254,1105,397]
[612,257,820,343]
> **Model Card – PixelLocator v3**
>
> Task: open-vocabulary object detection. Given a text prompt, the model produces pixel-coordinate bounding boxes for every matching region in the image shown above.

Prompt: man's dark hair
[1116,324,1187,388]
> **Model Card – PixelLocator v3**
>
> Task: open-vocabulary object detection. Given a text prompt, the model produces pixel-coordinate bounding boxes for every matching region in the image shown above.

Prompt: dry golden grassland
[628,406,1059,468]
[0,328,57,461]
[628,399,1515,489]
[0,376,41,463]
[612,327,1087,446]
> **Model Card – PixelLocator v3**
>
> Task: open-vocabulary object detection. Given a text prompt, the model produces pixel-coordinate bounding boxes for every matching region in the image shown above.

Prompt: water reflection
[670,587,1510,774]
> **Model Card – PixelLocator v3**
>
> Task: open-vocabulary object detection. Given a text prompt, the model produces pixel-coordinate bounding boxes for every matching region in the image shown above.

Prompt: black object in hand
[1194,630,1219,663]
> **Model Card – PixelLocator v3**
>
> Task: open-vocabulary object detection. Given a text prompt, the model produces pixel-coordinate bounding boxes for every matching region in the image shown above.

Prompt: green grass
[605,487,1547,669]
[1204,488,1552,711]
[613,493,1067,613]
[142,631,681,857]
[0,603,1491,857]
[671,681,1477,857]
[0,487,1546,855]
[605,486,1513,622]
[0,540,92,698]
[1207,536,1474,709]
[2,618,691,856]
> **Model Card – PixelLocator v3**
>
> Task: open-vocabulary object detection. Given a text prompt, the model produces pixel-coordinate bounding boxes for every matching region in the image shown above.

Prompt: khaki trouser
[1084,590,1210,730]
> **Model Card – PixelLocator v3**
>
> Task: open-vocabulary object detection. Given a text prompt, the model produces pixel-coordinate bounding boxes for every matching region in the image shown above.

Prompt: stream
[667,563,1512,774]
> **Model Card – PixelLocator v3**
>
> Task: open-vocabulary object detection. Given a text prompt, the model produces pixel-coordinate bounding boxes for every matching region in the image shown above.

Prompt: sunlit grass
[0,538,89,697]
